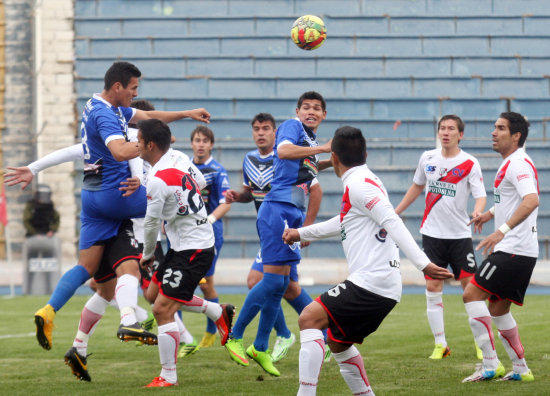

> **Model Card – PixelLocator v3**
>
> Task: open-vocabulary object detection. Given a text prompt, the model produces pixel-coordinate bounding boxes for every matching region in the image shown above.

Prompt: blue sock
[254,273,289,352]
[47,265,90,312]
[231,281,267,339]
[206,297,219,334]
[287,287,313,314]
[273,305,291,338]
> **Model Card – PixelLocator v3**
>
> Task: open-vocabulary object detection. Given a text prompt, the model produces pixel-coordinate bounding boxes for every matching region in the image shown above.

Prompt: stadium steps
[75,0,550,18]
[75,33,550,57]
[73,0,550,259]
[75,54,550,78]
[74,14,550,37]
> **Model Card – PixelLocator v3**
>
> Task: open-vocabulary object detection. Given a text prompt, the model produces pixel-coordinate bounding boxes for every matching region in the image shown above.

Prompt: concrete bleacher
[73,0,550,260]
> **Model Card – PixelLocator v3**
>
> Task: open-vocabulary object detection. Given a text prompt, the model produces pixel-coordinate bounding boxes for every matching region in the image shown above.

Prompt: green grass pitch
[1,293,548,395]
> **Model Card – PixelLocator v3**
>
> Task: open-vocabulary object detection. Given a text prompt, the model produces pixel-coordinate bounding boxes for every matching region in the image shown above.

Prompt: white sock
[333,346,374,396]
[297,329,325,396]
[493,313,529,374]
[426,290,446,346]
[180,295,222,321]
[73,293,109,356]
[465,301,499,369]
[157,322,180,384]
[174,312,194,344]
[115,274,139,326]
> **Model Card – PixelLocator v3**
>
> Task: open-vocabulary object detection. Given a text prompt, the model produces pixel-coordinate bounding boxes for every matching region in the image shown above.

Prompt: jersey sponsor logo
[196,218,208,225]
[375,228,387,243]
[427,180,457,197]
[494,189,500,203]
[517,173,530,181]
[389,259,400,268]
[365,196,381,211]
[425,165,436,173]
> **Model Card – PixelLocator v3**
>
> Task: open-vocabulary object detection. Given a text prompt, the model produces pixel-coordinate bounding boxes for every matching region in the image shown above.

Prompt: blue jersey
[242,149,274,212]
[194,157,230,237]
[265,119,319,210]
[81,94,136,191]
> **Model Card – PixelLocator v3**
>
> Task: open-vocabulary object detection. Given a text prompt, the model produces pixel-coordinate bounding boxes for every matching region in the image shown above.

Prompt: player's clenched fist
[282,228,300,244]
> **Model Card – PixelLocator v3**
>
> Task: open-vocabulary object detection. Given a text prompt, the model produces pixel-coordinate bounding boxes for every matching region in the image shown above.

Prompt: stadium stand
[74,0,550,259]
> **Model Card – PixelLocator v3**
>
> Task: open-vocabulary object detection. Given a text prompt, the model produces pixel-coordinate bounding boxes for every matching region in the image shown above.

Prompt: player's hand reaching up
[282,228,301,244]
[3,166,33,190]
[422,263,453,280]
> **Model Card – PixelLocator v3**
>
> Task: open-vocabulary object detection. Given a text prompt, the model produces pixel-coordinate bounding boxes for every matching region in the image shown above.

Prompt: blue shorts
[251,248,299,282]
[257,201,304,265]
[80,186,146,250]
[204,232,223,277]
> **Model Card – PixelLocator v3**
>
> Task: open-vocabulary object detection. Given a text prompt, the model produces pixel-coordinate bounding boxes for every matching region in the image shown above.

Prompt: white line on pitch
[0,332,35,339]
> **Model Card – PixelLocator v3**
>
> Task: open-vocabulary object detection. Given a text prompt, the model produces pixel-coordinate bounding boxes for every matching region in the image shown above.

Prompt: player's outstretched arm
[132,108,211,124]
[277,139,331,160]
[4,143,84,190]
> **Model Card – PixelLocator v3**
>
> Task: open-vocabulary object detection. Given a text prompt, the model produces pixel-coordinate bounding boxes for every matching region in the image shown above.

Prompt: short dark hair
[331,126,367,167]
[251,113,276,129]
[131,99,155,111]
[297,91,326,111]
[190,125,215,144]
[438,114,464,133]
[499,112,529,147]
[137,119,171,152]
[104,61,141,90]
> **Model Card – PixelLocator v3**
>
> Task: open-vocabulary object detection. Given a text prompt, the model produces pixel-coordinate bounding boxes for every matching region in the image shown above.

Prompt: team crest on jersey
[425,165,436,173]
[439,167,448,177]
[375,228,387,243]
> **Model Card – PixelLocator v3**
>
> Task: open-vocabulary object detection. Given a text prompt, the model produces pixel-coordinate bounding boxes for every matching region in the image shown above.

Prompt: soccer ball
[290,15,327,50]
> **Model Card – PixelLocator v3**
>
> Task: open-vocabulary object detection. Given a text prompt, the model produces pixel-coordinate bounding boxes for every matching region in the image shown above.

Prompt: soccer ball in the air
[290,15,326,50]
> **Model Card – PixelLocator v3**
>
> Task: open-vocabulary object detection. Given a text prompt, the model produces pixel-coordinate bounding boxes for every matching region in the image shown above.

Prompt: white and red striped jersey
[299,164,431,302]
[142,148,214,260]
[413,149,486,239]
[493,148,539,258]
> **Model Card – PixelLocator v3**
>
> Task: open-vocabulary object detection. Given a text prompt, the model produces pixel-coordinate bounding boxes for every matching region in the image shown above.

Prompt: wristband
[488,206,495,215]
[498,222,511,235]
[207,214,217,224]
